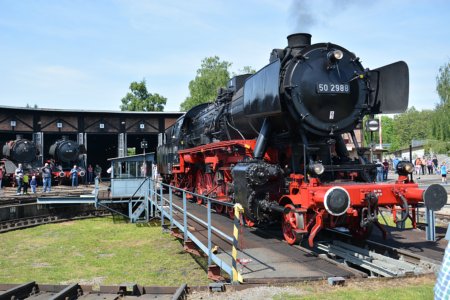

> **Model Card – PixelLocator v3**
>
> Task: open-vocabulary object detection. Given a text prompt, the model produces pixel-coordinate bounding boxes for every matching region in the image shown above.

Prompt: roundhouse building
[0,105,182,177]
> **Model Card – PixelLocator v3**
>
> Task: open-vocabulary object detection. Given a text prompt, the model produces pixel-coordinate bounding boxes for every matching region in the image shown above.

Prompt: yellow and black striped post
[232,203,244,283]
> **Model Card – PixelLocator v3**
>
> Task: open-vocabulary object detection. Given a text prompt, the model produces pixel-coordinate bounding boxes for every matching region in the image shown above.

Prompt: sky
[0,0,449,113]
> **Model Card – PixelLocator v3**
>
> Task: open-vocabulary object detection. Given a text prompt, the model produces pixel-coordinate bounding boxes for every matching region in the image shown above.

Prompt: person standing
[22,173,29,194]
[427,158,433,175]
[420,157,426,175]
[15,163,24,195]
[41,163,52,192]
[0,166,3,190]
[441,163,447,184]
[382,159,389,181]
[376,160,384,182]
[30,175,37,193]
[87,164,94,184]
[414,157,421,175]
[70,165,78,187]
[433,156,439,174]
[393,157,400,173]
[94,164,102,183]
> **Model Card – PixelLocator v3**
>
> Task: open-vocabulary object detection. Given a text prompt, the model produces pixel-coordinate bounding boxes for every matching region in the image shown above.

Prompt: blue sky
[0,0,449,112]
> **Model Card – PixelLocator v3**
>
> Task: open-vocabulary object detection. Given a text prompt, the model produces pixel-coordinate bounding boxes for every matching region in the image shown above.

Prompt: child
[23,173,29,194]
[441,163,447,184]
[30,175,37,193]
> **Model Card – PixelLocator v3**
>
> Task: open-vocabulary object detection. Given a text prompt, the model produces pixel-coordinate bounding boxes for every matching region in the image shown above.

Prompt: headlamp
[396,161,414,175]
[310,163,325,175]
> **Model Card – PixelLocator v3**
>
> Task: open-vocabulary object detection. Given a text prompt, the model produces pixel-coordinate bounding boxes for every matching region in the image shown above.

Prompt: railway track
[313,228,442,277]
[0,203,110,233]
[0,281,188,299]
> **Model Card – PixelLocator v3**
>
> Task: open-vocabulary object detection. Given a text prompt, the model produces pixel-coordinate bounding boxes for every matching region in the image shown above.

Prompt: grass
[0,217,210,286]
[272,275,435,300]
[378,212,413,228]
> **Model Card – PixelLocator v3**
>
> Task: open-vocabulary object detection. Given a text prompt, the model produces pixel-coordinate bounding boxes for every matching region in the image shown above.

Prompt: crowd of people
[8,162,105,195]
[412,156,448,184]
[376,156,448,184]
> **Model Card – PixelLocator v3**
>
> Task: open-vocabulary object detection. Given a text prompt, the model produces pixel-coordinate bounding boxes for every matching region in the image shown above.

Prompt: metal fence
[147,179,244,283]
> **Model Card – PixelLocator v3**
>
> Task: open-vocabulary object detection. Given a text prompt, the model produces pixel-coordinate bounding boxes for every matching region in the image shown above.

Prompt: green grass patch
[0,217,210,286]
[378,212,413,228]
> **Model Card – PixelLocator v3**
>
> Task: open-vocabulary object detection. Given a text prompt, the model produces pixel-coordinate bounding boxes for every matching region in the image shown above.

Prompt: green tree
[436,60,450,105]
[380,116,395,145]
[430,60,450,148]
[389,107,433,151]
[120,79,166,112]
[233,66,256,76]
[180,56,231,111]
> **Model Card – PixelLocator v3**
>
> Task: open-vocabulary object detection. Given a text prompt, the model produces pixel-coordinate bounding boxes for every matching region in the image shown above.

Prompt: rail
[0,281,188,299]
[148,179,245,284]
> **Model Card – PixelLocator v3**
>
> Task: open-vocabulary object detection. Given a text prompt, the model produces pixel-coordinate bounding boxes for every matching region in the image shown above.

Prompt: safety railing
[147,179,244,284]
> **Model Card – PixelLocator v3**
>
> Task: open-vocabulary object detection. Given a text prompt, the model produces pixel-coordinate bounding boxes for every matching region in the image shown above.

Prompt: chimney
[287,33,311,49]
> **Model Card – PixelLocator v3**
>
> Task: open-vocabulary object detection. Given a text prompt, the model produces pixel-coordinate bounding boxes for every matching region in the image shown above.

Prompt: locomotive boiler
[158,33,447,246]
[49,136,86,179]
[3,135,38,164]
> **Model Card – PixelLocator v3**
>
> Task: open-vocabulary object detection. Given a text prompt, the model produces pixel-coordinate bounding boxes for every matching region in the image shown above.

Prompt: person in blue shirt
[70,165,79,187]
[441,163,447,184]
[30,175,37,193]
[393,157,400,173]
[376,160,384,182]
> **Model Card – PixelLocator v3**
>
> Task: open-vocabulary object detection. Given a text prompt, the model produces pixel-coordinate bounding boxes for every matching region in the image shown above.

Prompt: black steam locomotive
[158,33,445,245]
[49,136,83,163]
[1,135,40,183]
[49,136,86,179]
[3,135,38,164]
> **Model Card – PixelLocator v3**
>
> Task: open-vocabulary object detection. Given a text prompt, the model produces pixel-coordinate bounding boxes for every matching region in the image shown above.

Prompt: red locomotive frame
[168,139,433,247]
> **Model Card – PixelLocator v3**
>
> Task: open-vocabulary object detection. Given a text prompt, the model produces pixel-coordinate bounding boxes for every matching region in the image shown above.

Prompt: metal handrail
[147,178,244,283]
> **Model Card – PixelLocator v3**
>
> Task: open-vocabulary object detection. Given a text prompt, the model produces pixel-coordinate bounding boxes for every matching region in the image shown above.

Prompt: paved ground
[167,194,356,281]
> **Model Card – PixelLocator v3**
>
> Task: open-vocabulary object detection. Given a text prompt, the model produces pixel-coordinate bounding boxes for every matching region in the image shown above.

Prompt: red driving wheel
[282,204,301,245]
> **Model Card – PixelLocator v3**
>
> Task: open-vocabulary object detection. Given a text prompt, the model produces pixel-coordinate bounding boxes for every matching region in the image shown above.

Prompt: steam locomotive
[2,135,40,180]
[48,136,86,180]
[157,33,447,246]
[3,135,38,164]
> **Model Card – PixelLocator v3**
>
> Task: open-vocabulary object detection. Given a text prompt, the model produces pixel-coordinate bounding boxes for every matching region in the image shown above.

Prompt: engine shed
[0,105,182,177]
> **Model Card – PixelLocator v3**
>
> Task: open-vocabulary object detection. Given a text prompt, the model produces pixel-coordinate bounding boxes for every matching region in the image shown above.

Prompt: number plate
[317,83,350,94]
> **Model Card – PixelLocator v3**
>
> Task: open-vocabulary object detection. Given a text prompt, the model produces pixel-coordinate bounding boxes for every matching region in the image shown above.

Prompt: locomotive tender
[158,33,447,246]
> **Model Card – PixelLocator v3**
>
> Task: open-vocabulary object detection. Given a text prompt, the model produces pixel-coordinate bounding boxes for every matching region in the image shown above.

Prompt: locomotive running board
[316,240,434,277]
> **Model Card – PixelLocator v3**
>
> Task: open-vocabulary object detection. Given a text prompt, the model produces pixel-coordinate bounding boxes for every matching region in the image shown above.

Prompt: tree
[180,56,231,111]
[389,107,433,151]
[233,66,256,76]
[431,60,450,147]
[436,60,450,105]
[380,116,395,145]
[120,79,166,112]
